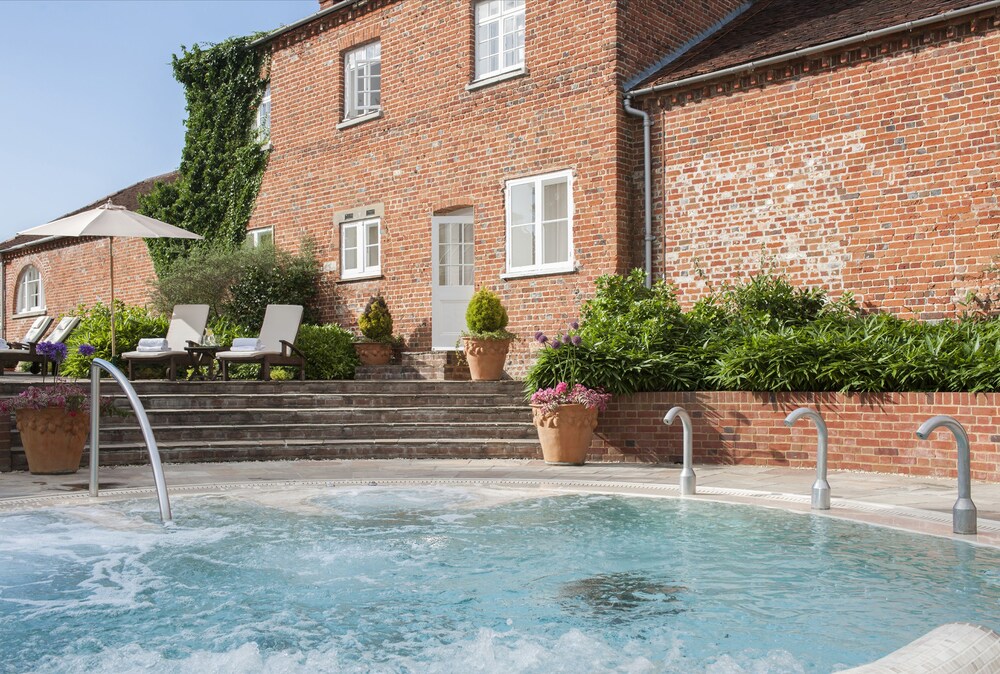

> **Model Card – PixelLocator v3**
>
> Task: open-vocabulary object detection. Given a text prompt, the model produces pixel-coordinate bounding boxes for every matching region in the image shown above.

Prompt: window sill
[501,264,576,281]
[337,110,383,130]
[14,309,47,318]
[337,273,384,284]
[466,66,527,92]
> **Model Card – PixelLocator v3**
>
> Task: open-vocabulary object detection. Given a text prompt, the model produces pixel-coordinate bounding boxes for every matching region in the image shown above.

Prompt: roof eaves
[250,0,365,48]
[623,2,755,94]
[628,0,1000,98]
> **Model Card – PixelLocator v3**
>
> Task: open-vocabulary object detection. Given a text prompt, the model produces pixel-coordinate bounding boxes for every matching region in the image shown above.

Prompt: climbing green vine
[139,35,269,274]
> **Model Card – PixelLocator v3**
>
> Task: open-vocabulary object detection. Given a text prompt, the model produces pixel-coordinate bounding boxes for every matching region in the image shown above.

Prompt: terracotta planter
[531,403,598,465]
[16,407,90,475]
[462,337,511,381]
[355,342,393,366]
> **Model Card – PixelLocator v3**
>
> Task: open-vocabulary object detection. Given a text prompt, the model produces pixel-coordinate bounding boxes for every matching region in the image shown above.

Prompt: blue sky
[0,0,317,243]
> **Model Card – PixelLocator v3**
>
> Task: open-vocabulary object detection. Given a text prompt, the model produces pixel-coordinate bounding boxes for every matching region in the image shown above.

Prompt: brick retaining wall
[593,391,1000,481]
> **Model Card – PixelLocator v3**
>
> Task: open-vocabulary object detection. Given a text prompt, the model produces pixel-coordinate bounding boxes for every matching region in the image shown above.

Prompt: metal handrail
[915,415,977,535]
[89,358,172,524]
[663,406,696,495]
[784,407,831,510]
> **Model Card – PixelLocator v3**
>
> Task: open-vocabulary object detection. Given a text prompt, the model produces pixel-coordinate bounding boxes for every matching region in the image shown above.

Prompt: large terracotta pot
[531,403,598,465]
[355,342,393,366]
[16,406,90,475]
[462,337,511,381]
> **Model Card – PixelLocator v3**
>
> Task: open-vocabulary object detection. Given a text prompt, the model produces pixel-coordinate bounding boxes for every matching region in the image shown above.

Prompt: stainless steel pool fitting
[90,358,173,525]
[663,406,696,495]
[783,407,831,510]
[915,415,977,535]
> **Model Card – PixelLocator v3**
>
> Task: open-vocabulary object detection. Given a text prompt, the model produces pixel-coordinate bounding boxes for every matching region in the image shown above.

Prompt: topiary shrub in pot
[355,296,395,366]
[462,288,516,381]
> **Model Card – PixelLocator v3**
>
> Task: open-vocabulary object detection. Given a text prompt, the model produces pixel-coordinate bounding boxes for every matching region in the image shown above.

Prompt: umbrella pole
[109,237,116,358]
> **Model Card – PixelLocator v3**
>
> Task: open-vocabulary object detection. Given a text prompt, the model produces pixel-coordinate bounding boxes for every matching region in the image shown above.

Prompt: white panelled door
[431,215,475,349]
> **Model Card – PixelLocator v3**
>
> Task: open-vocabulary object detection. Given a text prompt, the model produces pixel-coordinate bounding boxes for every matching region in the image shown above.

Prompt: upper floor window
[344,41,381,121]
[474,0,525,81]
[505,170,573,276]
[247,226,274,248]
[341,217,381,279]
[254,83,271,143]
[15,265,43,314]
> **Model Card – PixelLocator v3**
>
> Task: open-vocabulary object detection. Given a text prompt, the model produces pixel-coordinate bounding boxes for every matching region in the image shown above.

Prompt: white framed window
[341,218,381,279]
[15,265,43,314]
[474,0,525,81]
[344,41,381,121]
[505,170,573,275]
[247,226,273,248]
[254,83,271,143]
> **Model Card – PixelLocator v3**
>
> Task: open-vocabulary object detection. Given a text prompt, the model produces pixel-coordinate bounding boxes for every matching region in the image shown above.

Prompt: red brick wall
[593,391,1000,481]
[252,0,750,376]
[645,12,1000,319]
[3,238,156,342]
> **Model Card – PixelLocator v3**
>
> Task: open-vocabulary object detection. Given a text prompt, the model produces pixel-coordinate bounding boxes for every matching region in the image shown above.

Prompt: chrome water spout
[915,415,977,535]
[784,407,831,510]
[90,358,172,525]
[663,406,696,495]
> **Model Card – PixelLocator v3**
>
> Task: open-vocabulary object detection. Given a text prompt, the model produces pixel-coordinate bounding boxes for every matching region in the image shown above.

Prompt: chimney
[318,0,337,8]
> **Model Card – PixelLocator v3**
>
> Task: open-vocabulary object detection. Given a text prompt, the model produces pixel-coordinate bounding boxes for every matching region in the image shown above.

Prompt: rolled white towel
[136,338,169,352]
[0,339,7,350]
[231,337,264,352]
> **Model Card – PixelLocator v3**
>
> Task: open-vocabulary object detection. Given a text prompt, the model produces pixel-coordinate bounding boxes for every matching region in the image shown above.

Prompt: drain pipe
[915,415,977,535]
[664,406,696,495]
[784,407,831,510]
[623,96,653,289]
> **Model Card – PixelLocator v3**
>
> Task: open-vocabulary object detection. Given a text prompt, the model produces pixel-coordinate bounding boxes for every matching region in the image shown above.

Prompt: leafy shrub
[61,302,170,377]
[295,324,359,380]
[579,269,685,354]
[464,288,512,339]
[358,296,393,342]
[149,245,244,319]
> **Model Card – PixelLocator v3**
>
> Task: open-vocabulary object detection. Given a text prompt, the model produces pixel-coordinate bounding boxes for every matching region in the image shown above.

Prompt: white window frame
[504,169,574,277]
[340,217,381,280]
[247,226,273,248]
[15,265,43,314]
[344,41,381,122]
[474,0,525,82]
[254,83,271,144]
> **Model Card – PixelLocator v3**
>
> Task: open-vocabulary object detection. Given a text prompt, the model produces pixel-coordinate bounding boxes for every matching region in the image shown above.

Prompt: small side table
[185,345,222,381]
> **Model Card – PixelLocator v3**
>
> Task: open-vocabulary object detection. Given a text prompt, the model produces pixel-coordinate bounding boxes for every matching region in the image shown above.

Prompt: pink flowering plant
[530,381,611,415]
[0,344,120,417]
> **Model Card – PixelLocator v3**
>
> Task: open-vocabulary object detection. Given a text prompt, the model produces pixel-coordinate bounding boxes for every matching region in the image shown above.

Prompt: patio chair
[122,304,211,381]
[0,316,78,376]
[216,304,306,381]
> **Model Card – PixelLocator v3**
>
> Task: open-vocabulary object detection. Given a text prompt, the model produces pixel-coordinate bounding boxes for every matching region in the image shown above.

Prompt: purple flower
[538,334,549,344]
[570,321,579,330]
[571,335,582,346]
[36,341,69,364]
[78,344,96,357]
[551,340,561,349]
[562,334,572,344]
[534,331,545,343]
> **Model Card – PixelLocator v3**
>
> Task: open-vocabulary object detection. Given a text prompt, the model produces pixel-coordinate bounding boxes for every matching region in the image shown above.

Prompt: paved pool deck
[2,459,1000,547]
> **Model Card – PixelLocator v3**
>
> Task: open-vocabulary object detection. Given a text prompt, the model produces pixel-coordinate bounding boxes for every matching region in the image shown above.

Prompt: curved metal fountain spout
[90,358,172,525]
[784,407,831,510]
[663,406,696,495]
[915,415,977,535]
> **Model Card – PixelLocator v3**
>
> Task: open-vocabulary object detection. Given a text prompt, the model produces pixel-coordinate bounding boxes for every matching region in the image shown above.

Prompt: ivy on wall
[139,35,269,274]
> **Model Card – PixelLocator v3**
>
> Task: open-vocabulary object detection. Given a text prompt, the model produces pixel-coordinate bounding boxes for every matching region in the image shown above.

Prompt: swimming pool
[1,485,998,673]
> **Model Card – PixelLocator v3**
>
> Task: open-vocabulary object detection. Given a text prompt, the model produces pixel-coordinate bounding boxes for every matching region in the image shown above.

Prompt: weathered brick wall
[3,238,156,342]
[645,12,1000,319]
[593,390,1000,481]
[252,0,630,378]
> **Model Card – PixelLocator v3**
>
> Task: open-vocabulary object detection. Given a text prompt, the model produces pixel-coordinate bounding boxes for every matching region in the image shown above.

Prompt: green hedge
[526,270,1000,394]
[61,302,169,378]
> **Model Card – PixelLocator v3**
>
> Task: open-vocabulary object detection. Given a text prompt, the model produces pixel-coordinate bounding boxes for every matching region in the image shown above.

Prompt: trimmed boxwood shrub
[296,324,359,380]
[358,296,393,342]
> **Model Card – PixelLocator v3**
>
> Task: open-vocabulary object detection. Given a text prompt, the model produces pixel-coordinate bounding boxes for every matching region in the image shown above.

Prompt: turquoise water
[1,486,998,673]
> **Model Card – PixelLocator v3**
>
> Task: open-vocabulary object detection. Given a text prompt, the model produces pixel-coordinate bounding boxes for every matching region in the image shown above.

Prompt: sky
[0,0,318,243]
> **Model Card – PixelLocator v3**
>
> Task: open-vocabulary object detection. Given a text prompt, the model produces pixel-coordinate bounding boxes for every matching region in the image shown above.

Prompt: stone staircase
[0,379,540,471]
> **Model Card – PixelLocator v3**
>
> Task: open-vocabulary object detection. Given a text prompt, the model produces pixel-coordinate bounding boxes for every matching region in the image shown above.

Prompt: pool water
[1,486,998,673]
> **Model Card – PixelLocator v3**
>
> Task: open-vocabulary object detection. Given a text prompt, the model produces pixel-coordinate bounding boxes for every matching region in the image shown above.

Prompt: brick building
[0,173,175,343]
[248,0,1000,377]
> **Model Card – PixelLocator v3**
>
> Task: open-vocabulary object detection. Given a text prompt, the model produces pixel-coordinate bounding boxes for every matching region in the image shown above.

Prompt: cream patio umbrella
[18,200,203,357]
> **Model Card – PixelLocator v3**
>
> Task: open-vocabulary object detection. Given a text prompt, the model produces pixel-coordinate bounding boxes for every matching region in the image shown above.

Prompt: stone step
[119,392,527,410]
[94,406,533,425]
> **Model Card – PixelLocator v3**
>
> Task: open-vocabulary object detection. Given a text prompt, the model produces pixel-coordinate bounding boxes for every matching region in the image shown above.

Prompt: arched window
[15,265,43,314]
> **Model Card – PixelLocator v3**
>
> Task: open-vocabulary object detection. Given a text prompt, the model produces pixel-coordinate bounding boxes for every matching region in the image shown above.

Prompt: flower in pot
[0,343,118,475]
[528,325,611,465]
[354,296,395,366]
[462,288,516,381]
